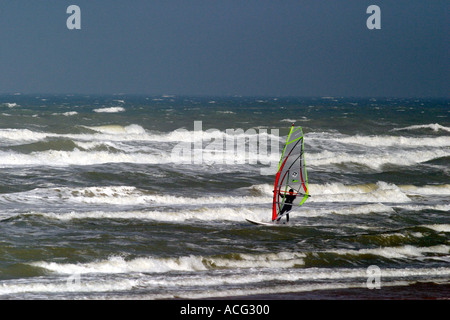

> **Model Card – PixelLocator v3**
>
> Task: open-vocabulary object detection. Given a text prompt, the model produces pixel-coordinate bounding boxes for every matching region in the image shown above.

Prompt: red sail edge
[272,153,289,221]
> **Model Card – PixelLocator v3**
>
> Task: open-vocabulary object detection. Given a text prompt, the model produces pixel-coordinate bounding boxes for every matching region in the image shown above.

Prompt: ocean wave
[0,140,447,171]
[423,224,450,233]
[329,244,449,260]
[88,124,281,145]
[0,124,281,146]
[251,181,450,207]
[162,127,281,143]
[6,181,446,217]
[23,208,257,223]
[307,182,411,203]
[1,181,418,208]
[0,276,139,296]
[40,186,267,207]
[0,122,283,167]
[0,128,51,143]
[2,125,447,160]
[308,148,450,170]
[0,149,164,167]
[2,264,448,298]
[395,204,450,213]
[30,248,449,276]
[329,135,450,148]
[399,184,450,195]
[84,124,146,135]
[31,255,208,275]
[0,148,281,168]
[7,202,398,223]
[30,252,306,276]
[7,201,447,224]
[2,102,19,108]
[309,182,450,203]
[391,123,450,133]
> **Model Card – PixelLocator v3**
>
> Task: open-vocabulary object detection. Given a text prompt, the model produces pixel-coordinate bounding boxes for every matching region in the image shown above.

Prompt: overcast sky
[0,0,448,97]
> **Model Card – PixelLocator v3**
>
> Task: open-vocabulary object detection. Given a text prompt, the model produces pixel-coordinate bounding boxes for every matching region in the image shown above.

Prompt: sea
[0,94,448,301]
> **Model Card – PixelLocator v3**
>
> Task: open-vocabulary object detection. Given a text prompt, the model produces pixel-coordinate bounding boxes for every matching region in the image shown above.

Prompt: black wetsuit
[277,193,296,222]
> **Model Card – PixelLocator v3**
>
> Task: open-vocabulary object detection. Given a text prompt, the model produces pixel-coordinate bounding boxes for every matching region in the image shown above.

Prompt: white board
[245,218,287,226]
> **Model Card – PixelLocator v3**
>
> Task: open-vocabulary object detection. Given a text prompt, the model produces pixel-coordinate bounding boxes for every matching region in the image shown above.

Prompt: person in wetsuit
[277,189,296,223]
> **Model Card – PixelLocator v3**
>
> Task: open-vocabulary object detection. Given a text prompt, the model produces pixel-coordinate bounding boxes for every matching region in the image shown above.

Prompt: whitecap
[93,107,125,113]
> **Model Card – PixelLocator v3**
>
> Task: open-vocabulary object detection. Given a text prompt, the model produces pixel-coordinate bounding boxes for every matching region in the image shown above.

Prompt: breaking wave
[391,123,450,133]
[29,248,450,275]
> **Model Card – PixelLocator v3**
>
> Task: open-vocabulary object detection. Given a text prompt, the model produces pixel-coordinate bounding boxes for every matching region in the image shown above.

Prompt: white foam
[0,185,267,207]
[147,281,393,300]
[2,102,19,108]
[423,224,450,233]
[0,128,51,143]
[31,255,207,275]
[18,201,397,223]
[207,252,306,269]
[217,110,235,114]
[18,254,449,299]
[329,203,394,215]
[329,244,449,259]
[396,204,450,212]
[334,135,450,148]
[93,107,125,113]
[0,125,281,156]
[281,118,309,122]
[392,123,450,133]
[30,251,306,276]
[20,203,381,223]
[0,276,138,295]
[157,266,450,299]
[52,111,78,116]
[163,127,281,143]
[400,184,450,195]
[308,148,450,170]
[86,124,145,135]
[4,126,446,174]
[0,238,447,298]
[0,148,281,169]
[0,149,163,167]
[3,265,447,299]
[307,181,411,203]
[0,181,417,220]
[33,207,265,223]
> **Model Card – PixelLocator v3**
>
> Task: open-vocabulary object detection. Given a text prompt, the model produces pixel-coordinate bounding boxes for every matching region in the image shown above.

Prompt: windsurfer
[277,189,296,222]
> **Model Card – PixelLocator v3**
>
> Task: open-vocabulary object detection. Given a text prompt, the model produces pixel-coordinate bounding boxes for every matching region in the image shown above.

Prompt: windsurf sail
[272,124,309,221]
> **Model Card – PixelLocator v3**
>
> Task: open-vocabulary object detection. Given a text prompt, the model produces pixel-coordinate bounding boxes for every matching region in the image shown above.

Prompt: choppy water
[0,95,448,299]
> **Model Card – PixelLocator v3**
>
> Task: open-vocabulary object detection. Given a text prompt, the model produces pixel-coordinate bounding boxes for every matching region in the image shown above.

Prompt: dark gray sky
[0,0,448,97]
